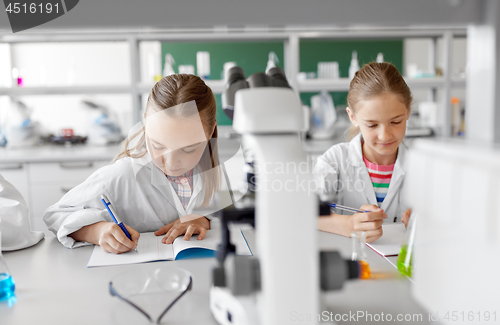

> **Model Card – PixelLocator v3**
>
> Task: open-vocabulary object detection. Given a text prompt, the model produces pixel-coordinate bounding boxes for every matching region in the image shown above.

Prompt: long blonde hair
[346,62,412,141]
[116,74,220,207]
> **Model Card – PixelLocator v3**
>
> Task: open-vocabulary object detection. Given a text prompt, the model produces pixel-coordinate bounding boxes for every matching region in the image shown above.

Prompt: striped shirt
[363,156,395,205]
[166,169,194,210]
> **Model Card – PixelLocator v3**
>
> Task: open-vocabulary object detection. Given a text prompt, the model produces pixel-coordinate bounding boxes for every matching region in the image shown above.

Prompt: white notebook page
[87,233,175,267]
[366,223,406,257]
[87,227,251,267]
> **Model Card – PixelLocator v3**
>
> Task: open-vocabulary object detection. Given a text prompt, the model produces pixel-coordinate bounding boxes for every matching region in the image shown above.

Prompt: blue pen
[101,194,137,252]
[328,203,370,214]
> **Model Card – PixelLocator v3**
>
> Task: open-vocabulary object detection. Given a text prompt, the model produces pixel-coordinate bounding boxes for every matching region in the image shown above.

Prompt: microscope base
[210,286,260,325]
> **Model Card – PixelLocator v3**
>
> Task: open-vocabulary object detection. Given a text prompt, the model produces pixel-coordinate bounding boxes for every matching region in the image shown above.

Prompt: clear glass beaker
[397,211,418,277]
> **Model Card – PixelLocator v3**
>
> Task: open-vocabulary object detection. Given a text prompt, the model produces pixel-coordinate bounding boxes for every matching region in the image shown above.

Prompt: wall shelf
[0,85,132,96]
[0,26,466,135]
[138,79,225,95]
[296,77,465,92]
[296,79,351,92]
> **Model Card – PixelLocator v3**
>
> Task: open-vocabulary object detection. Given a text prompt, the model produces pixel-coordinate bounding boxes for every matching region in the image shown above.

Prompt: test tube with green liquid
[397,212,417,277]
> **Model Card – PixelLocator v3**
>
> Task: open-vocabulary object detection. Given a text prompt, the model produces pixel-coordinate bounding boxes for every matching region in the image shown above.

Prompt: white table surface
[1,229,431,325]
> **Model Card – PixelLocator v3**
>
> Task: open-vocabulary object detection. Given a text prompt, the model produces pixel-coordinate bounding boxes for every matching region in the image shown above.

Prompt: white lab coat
[314,133,409,223]
[43,153,236,248]
[0,174,44,251]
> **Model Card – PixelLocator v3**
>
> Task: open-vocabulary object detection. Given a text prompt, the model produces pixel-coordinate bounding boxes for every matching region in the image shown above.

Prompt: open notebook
[366,223,406,257]
[87,228,252,267]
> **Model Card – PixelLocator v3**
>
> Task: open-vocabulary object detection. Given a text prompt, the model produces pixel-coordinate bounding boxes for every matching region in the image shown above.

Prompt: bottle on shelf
[11,68,22,87]
[196,51,211,80]
[147,52,163,82]
[265,51,279,73]
[163,53,176,77]
[376,52,384,63]
[451,97,463,136]
[349,51,360,80]
[317,62,339,79]
[178,65,195,75]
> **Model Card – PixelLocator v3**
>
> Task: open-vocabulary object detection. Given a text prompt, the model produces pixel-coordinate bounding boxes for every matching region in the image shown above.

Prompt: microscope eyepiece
[222,66,291,121]
[226,66,246,87]
[222,66,249,120]
[247,72,273,88]
[266,67,291,88]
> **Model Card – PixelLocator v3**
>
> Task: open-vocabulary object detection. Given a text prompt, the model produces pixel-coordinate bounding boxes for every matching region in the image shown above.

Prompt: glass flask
[0,232,16,302]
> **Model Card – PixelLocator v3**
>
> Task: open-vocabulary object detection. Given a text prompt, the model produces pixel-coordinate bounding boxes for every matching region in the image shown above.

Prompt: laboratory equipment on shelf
[308,90,337,140]
[0,127,6,147]
[82,99,123,145]
[210,66,368,325]
[317,62,339,79]
[3,99,38,148]
[450,97,465,136]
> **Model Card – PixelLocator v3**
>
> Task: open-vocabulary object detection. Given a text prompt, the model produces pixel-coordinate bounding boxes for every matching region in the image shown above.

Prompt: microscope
[210,67,365,325]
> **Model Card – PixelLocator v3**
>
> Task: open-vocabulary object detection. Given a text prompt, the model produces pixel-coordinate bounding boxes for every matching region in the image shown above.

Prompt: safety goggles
[109,267,193,324]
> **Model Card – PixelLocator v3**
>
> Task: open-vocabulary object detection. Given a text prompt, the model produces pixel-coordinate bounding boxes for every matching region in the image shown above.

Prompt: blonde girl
[314,62,412,243]
[44,74,224,253]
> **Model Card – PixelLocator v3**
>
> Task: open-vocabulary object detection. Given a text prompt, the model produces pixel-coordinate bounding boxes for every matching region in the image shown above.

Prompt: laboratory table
[1,229,431,325]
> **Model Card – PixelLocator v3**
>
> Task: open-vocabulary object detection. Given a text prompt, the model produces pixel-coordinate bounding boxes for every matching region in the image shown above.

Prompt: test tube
[351,231,370,279]
[397,212,418,277]
[0,231,16,303]
[351,231,367,262]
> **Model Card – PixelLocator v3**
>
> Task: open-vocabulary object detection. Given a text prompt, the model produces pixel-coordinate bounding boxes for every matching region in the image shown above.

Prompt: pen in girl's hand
[328,203,370,214]
[101,194,138,253]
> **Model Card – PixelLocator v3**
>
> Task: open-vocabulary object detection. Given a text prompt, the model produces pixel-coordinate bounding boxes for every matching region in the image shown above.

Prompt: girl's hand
[349,204,387,243]
[154,215,211,244]
[96,222,140,254]
[402,208,412,229]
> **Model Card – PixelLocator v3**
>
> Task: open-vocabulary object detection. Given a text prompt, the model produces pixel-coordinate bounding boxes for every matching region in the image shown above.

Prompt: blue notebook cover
[175,248,216,260]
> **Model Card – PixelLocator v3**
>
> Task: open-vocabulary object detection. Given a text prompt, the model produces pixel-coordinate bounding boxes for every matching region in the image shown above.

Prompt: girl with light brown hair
[44,74,224,253]
[314,62,413,243]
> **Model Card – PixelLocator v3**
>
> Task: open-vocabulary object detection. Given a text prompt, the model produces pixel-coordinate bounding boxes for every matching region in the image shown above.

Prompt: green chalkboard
[299,39,403,109]
[161,41,284,125]
[161,39,403,125]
